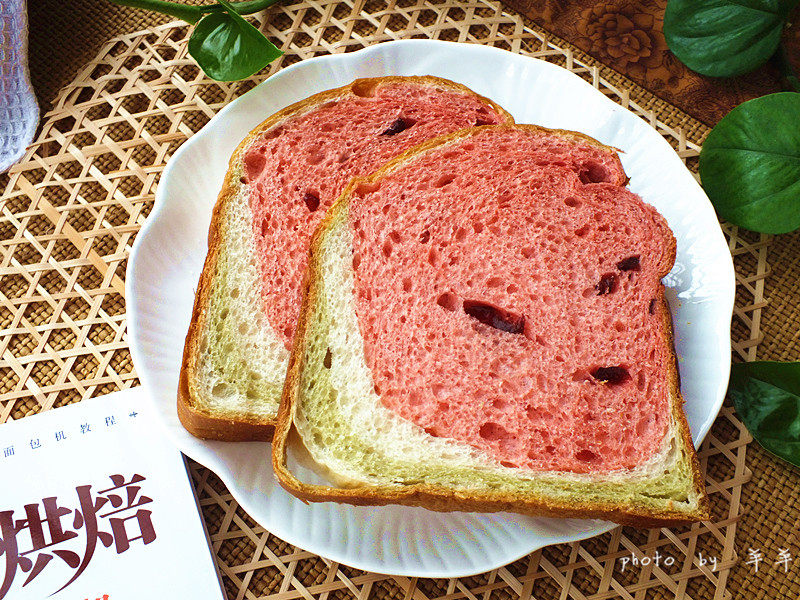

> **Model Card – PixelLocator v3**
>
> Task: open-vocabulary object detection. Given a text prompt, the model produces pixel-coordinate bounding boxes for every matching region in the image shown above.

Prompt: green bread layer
[195,200,285,419]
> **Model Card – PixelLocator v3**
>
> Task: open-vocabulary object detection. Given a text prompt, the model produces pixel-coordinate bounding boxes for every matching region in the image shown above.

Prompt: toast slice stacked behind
[273,125,710,526]
[179,77,512,441]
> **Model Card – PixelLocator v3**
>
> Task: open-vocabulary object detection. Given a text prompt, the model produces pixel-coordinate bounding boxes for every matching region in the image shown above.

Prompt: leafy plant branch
[664,0,800,235]
[110,0,284,80]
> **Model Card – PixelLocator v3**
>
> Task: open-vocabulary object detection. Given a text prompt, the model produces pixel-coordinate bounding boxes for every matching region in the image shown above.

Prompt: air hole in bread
[239,176,247,184]
[478,421,508,441]
[419,230,430,243]
[211,382,230,398]
[575,225,590,237]
[230,287,240,299]
[355,182,380,196]
[323,348,332,369]
[472,220,484,233]
[487,277,504,288]
[434,174,456,188]
[571,369,588,382]
[380,117,416,136]
[382,240,393,258]
[402,277,412,292]
[498,191,514,206]
[431,384,447,398]
[436,292,459,312]
[579,160,609,184]
[649,299,657,314]
[352,253,361,270]
[617,255,641,271]
[564,196,581,208]
[575,449,598,462]
[493,398,508,410]
[260,218,269,236]
[591,366,631,385]
[243,151,266,180]
[637,371,646,391]
[351,79,379,97]
[427,247,438,266]
[303,190,320,212]
[307,150,325,165]
[596,272,618,295]
[463,300,525,334]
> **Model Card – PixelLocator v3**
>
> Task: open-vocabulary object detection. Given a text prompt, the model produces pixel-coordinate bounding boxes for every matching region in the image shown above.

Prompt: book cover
[0,388,226,600]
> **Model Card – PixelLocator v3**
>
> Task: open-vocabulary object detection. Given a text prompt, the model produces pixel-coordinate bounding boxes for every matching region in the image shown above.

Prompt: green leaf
[699,92,800,234]
[188,0,282,81]
[664,0,798,77]
[729,361,800,468]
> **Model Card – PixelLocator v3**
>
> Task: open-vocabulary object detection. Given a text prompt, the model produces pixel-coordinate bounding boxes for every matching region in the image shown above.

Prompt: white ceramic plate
[127,40,735,578]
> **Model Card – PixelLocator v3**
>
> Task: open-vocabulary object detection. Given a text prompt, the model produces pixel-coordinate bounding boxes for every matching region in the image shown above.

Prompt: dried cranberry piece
[617,255,641,271]
[303,191,320,212]
[419,230,430,243]
[591,366,631,385]
[596,273,618,295]
[380,118,413,136]
[463,300,525,334]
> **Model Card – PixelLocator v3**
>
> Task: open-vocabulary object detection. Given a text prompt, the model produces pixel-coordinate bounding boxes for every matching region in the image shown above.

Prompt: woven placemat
[0,0,776,598]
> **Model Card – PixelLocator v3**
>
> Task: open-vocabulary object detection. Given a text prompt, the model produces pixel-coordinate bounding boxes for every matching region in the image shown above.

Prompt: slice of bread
[273,125,710,526]
[179,77,513,441]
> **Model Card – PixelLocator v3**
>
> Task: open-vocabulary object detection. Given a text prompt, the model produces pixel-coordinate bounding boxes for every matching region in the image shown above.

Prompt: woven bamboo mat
[0,0,770,598]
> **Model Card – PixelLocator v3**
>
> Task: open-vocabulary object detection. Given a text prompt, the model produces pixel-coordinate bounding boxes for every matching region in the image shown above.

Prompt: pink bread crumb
[243,80,507,346]
[348,127,674,474]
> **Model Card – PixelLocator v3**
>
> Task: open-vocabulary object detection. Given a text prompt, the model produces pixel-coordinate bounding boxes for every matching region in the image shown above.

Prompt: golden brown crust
[272,125,709,527]
[661,293,711,522]
[178,76,514,441]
